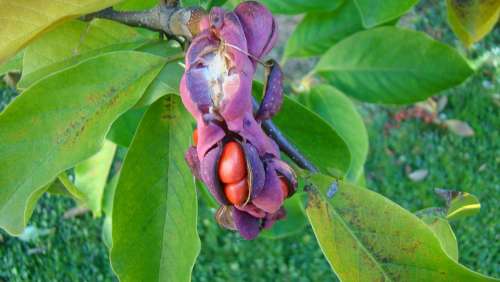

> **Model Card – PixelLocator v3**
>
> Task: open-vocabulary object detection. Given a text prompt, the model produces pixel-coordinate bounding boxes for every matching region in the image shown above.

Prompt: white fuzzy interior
[201,50,237,109]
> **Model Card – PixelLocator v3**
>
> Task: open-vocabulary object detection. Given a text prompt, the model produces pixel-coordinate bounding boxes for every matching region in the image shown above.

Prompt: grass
[0,0,499,280]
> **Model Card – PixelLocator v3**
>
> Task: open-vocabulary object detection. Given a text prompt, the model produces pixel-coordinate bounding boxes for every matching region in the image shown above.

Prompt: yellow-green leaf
[447,0,500,46]
[447,192,481,221]
[0,51,165,235]
[421,215,459,261]
[74,139,117,217]
[0,51,23,76]
[0,0,122,63]
[19,19,146,89]
[304,173,497,281]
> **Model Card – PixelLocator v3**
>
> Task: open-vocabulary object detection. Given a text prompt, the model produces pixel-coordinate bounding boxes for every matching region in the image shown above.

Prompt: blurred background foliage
[0,0,498,281]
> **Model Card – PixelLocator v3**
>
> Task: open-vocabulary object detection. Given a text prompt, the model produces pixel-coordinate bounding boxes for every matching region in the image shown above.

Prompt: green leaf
[182,0,228,9]
[111,95,200,282]
[107,107,147,147]
[115,0,157,11]
[57,171,87,200]
[135,41,184,107]
[254,83,351,176]
[420,215,459,261]
[0,51,23,76]
[258,0,344,15]
[315,27,474,104]
[205,0,228,9]
[261,193,308,239]
[434,188,481,221]
[181,0,200,7]
[102,214,113,249]
[447,0,500,47]
[0,0,121,63]
[197,181,219,209]
[304,173,497,281]
[24,185,51,227]
[353,0,418,27]
[447,192,481,221]
[19,19,145,89]
[298,85,368,182]
[74,140,117,217]
[46,176,72,197]
[284,0,364,58]
[102,173,120,249]
[0,51,165,235]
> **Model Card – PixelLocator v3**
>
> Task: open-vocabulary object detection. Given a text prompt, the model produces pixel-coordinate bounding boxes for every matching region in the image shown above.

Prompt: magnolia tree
[0,0,498,281]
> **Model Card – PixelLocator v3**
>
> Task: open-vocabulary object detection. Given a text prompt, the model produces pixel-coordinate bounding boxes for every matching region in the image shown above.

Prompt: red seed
[218,141,247,184]
[193,128,198,146]
[279,177,289,199]
[224,179,249,206]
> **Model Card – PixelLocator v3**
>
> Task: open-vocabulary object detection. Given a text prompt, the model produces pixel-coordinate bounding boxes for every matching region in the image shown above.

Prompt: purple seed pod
[199,139,266,206]
[185,146,202,180]
[234,1,278,60]
[180,2,298,240]
[272,159,298,197]
[232,207,261,240]
[198,136,297,239]
[251,160,285,214]
[180,10,255,136]
[255,60,284,121]
[200,143,229,205]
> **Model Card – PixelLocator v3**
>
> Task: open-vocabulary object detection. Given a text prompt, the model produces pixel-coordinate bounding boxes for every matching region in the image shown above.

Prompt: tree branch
[82,5,205,39]
[262,119,319,172]
[252,100,319,172]
[83,6,319,173]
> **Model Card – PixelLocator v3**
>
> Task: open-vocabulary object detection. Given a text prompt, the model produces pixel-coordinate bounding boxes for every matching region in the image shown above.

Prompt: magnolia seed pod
[255,60,283,121]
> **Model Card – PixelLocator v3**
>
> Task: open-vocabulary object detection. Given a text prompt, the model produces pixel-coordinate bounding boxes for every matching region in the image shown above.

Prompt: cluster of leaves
[0,0,498,281]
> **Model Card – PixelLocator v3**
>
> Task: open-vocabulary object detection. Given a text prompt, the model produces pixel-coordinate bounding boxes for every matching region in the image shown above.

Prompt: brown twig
[82,5,205,39]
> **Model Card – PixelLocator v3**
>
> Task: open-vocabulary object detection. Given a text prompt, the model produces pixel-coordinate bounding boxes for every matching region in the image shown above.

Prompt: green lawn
[1,1,499,281]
